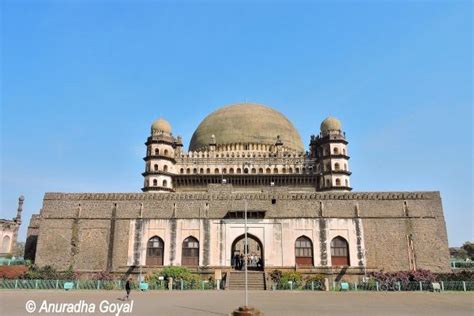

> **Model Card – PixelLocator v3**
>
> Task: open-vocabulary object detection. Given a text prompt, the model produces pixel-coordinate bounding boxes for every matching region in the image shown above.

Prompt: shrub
[370,269,436,290]
[304,274,326,290]
[0,265,28,279]
[410,269,436,282]
[146,267,205,289]
[144,271,161,284]
[269,270,282,283]
[159,266,192,280]
[184,273,202,289]
[101,281,117,290]
[91,271,114,281]
[25,265,59,280]
[60,265,80,280]
[436,271,474,281]
[280,271,303,288]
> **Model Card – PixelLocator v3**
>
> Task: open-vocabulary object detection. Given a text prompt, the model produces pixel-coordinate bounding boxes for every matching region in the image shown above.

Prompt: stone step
[227,272,266,290]
[229,282,264,285]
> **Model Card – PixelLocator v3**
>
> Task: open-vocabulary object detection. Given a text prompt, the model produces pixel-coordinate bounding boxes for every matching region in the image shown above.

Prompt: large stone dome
[189,103,304,152]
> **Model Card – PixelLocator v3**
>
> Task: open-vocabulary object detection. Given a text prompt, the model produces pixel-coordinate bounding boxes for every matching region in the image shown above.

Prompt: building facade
[28,103,451,277]
[0,196,23,257]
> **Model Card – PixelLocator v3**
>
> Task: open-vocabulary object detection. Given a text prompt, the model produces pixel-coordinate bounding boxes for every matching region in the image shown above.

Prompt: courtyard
[0,290,472,316]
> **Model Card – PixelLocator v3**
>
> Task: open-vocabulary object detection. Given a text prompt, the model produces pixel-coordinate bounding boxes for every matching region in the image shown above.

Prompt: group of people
[232,253,263,270]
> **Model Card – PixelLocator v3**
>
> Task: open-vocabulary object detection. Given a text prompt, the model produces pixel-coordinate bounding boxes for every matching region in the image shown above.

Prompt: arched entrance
[231,234,264,271]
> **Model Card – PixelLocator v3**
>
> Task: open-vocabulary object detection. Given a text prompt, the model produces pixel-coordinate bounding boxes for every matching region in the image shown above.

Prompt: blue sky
[1,0,472,246]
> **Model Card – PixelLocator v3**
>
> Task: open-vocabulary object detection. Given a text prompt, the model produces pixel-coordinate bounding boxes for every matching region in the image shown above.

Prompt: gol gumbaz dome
[189,102,304,152]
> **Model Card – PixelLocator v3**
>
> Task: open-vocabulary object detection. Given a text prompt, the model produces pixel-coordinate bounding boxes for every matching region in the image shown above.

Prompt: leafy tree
[450,247,468,259]
[461,242,474,260]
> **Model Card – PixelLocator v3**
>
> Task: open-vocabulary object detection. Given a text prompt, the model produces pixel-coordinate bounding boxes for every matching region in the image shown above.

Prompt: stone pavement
[0,290,472,316]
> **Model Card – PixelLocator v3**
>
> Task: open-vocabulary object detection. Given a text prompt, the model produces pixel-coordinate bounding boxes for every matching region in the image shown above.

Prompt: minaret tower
[310,117,352,191]
[15,195,24,224]
[142,118,176,192]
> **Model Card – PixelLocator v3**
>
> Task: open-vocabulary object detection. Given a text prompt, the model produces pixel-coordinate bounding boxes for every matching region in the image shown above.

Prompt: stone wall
[24,214,41,261]
[32,185,450,273]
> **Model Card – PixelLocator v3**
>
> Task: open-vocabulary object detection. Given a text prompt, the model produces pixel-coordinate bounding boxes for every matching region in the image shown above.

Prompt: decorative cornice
[142,171,175,177]
[318,186,353,192]
[143,155,176,163]
[141,186,175,193]
[318,154,350,160]
[145,138,175,146]
[43,191,438,201]
[321,170,352,176]
[313,137,348,145]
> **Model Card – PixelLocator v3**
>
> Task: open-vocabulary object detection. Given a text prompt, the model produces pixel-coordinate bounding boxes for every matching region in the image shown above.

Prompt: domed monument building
[27,103,450,285]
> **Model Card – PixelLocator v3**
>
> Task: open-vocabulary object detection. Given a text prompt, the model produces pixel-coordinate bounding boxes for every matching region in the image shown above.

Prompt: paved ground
[0,290,473,316]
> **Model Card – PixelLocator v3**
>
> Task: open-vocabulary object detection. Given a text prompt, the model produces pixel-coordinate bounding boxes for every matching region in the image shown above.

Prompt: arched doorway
[231,234,264,271]
[182,236,199,266]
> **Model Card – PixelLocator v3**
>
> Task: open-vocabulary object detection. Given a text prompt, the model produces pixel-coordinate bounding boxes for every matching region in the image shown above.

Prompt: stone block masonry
[31,185,450,274]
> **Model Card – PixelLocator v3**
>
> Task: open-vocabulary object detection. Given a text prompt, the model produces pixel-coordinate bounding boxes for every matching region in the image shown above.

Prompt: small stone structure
[0,196,24,257]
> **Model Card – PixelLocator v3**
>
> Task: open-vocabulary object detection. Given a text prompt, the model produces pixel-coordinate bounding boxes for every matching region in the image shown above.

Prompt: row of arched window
[144,235,349,267]
[295,236,349,266]
[324,163,348,172]
[321,147,347,156]
[150,179,168,187]
[149,162,347,175]
[178,166,317,175]
[323,178,349,187]
[149,148,170,156]
[183,149,304,159]
[146,236,199,266]
[149,164,168,172]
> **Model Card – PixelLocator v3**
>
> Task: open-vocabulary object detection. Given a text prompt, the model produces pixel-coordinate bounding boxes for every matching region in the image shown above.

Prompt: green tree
[462,242,474,260]
[450,247,468,259]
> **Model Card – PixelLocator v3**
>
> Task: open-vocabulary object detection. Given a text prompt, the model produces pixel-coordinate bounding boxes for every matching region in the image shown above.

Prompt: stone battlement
[43,190,438,201]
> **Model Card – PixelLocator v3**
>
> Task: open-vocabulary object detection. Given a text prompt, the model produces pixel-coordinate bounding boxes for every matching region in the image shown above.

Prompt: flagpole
[244,198,248,307]
[232,198,260,316]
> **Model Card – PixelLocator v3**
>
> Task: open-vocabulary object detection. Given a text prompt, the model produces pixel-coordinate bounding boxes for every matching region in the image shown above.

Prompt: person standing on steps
[234,253,240,270]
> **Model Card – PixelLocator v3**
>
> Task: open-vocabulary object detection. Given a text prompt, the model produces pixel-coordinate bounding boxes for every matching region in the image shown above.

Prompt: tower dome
[320,116,342,132]
[151,118,171,134]
[189,103,304,152]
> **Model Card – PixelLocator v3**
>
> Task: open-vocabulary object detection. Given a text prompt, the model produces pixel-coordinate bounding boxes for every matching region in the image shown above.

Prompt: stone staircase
[227,271,266,290]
